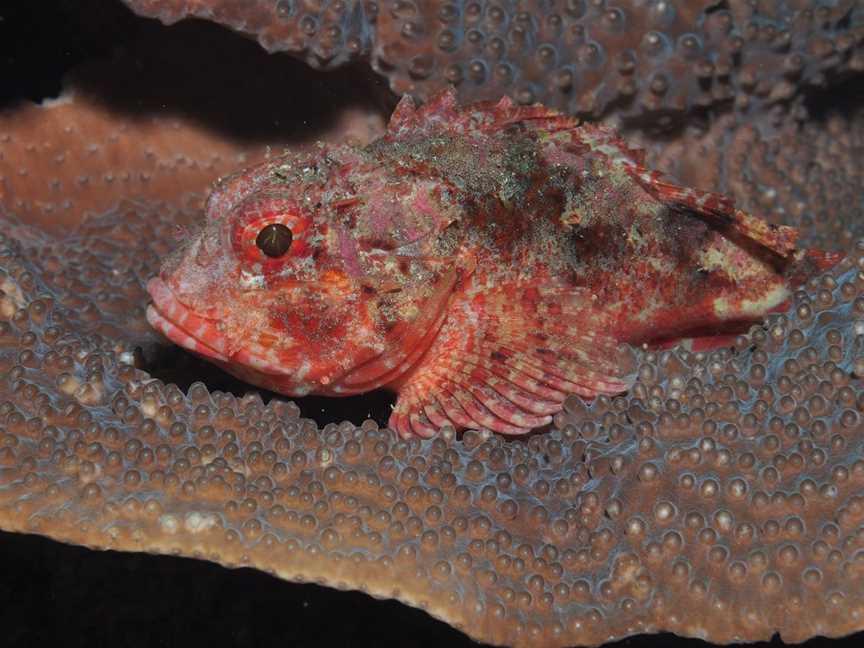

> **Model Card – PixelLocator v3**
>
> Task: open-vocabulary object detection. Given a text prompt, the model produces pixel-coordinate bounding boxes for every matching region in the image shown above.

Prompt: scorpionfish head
[147,148,463,398]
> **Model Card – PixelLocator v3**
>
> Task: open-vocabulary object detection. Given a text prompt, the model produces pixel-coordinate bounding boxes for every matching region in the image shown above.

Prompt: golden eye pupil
[256,223,293,258]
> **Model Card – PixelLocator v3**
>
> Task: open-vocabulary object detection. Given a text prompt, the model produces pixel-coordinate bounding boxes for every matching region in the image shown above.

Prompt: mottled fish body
[147,90,838,437]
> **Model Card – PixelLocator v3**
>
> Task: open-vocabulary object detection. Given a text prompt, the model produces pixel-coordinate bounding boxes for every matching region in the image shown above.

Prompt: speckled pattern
[147,90,837,439]
[124,0,864,124]
[0,2,863,647]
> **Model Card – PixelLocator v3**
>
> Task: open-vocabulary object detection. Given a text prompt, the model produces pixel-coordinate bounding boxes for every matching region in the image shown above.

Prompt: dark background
[0,1,860,647]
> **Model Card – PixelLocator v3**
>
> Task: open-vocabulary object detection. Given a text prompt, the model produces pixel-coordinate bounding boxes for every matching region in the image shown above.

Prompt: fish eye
[255,223,293,258]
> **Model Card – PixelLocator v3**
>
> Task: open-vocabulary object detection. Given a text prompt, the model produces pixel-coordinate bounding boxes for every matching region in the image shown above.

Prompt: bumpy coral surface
[4,200,864,648]
[124,0,864,124]
[0,1,863,647]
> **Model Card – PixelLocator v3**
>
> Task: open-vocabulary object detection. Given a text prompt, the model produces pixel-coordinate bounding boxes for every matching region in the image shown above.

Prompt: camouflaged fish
[146,89,839,438]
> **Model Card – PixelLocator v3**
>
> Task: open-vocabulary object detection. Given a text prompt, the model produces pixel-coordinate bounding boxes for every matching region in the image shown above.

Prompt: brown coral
[122,0,379,67]
[4,198,864,648]
[1,2,863,647]
[0,94,269,229]
[124,0,864,124]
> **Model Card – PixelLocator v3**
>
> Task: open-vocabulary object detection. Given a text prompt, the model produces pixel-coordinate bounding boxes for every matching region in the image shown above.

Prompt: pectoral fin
[388,282,637,438]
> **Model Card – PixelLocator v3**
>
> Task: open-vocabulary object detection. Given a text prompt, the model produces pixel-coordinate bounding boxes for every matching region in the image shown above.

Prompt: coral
[3,202,864,648]
[0,2,863,646]
[124,0,864,123]
[0,93,270,229]
[123,0,379,67]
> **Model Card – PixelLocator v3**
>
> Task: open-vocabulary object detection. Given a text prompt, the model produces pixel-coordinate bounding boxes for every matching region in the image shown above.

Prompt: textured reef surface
[1,1,864,647]
[125,0,864,126]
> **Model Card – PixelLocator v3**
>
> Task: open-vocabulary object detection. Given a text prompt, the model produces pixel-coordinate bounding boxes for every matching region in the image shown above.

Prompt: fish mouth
[147,278,302,383]
[146,277,231,362]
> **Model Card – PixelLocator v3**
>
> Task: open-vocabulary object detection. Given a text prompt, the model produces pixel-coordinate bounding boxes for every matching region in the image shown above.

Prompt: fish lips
[147,278,303,384]
[146,277,232,363]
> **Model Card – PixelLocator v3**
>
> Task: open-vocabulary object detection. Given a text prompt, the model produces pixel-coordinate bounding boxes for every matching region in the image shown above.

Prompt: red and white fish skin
[147,89,840,438]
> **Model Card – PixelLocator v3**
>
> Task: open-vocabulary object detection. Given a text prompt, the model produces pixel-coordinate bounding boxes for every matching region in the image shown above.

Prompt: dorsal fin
[386,94,417,133]
[569,122,801,258]
[626,168,799,258]
[385,88,582,141]
[386,89,461,138]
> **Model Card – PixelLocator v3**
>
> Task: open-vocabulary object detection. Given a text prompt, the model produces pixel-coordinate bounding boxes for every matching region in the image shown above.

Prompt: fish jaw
[148,276,333,396]
[146,277,232,362]
[147,262,449,400]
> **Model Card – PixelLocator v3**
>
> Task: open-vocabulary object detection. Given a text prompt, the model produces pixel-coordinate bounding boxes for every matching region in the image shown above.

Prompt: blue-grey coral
[3,199,864,647]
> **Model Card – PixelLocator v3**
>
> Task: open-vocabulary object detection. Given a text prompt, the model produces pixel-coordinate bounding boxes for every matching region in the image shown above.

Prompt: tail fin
[803,249,845,272]
[786,249,844,288]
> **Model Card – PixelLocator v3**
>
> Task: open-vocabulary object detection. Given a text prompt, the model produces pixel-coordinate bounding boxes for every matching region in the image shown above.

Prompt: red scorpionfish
[147,90,839,438]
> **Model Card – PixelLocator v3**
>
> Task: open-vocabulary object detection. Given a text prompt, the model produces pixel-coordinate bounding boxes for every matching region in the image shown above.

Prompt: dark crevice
[142,345,397,428]
[0,0,123,107]
[1,0,396,142]
[65,18,395,144]
[803,74,864,122]
[704,0,730,16]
